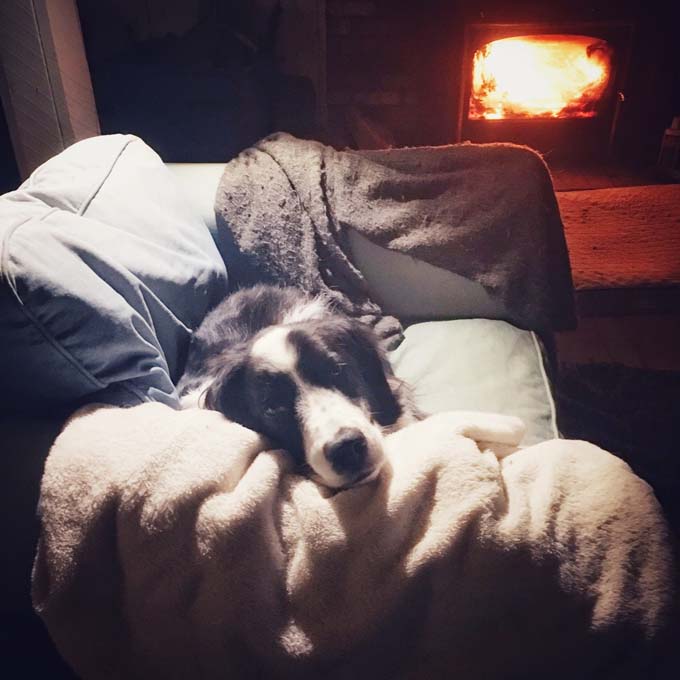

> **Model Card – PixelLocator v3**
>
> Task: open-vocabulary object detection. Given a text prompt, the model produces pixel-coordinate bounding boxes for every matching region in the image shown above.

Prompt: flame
[469,35,613,119]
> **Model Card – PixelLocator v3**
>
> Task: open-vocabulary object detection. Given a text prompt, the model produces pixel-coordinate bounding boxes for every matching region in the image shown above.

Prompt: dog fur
[178,285,418,488]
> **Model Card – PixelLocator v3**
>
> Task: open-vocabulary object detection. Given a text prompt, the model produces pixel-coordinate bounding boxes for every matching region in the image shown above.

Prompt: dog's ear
[203,351,250,425]
[345,321,402,427]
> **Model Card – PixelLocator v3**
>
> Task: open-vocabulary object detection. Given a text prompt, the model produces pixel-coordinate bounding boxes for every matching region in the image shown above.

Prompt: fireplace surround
[456,21,634,160]
[321,1,680,166]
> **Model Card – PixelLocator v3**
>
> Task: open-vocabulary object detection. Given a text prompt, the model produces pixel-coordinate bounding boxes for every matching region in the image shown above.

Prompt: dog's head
[202,317,403,488]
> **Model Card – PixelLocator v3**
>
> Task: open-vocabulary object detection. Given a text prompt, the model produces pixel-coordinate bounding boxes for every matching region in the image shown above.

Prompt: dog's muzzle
[324,427,370,477]
[301,388,386,488]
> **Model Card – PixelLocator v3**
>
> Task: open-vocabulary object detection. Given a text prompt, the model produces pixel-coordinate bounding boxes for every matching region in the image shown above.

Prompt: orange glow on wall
[469,35,613,120]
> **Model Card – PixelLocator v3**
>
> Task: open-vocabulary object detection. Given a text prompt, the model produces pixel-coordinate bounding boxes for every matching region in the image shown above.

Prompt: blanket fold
[33,404,677,679]
[215,133,576,349]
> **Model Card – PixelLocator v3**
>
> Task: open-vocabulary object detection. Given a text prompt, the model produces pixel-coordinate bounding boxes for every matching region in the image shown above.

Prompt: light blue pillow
[0,135,228,411]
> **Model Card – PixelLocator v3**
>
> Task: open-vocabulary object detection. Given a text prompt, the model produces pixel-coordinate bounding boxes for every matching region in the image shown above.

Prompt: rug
[556,184,680,290]
[556,362,680,534]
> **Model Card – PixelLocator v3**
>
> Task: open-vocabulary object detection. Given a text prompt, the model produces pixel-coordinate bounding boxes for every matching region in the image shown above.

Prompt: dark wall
[76,0,317,162]
[616,1,680,163]
[0,105,20,193]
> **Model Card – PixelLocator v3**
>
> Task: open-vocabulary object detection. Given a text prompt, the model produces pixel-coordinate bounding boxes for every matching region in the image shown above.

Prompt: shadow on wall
[0,105,20,193]
[1,415,77,678]
[77,0,317,162]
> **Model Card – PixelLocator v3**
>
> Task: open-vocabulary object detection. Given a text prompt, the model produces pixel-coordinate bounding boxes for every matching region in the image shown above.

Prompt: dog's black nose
[324,428,368,475]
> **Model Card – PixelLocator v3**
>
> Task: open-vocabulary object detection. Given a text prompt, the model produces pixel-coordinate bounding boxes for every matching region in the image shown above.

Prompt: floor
[550,165,673,191]
[556,314,680,370]
[549,161,673,192]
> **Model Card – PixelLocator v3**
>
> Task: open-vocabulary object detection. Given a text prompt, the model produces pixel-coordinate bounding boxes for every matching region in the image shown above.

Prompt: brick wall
[325,0,462,148]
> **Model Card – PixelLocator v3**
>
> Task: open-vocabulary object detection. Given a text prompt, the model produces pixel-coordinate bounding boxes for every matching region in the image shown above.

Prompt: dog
[178,284,420,489]
[178,284,527,489]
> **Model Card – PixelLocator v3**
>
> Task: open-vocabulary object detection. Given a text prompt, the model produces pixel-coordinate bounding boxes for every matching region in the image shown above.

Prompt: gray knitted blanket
[215,133,575,349]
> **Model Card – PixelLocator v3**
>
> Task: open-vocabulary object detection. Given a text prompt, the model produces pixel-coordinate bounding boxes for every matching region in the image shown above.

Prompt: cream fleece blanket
[33,404,678,679]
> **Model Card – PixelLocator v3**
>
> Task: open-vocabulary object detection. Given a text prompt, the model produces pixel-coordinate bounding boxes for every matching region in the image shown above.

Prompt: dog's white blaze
[250,326,298,373]
[299,387,385,488]
[281,297,328,325]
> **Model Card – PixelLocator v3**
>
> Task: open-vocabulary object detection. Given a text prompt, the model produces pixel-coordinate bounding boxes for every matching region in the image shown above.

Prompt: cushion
[390,319,559,445]
[0,135,228,411]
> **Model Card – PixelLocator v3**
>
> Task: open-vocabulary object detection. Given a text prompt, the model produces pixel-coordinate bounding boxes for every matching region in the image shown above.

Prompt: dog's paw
[420,411,526,447]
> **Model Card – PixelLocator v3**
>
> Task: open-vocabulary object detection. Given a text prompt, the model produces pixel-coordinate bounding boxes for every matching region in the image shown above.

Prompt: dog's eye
[264,404,288,419]
[254,371,297,418]
[331,362,346,377]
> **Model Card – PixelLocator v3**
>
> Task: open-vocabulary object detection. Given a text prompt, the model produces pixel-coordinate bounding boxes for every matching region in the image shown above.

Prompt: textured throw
[215,133,576,350]
[33,404,677,679]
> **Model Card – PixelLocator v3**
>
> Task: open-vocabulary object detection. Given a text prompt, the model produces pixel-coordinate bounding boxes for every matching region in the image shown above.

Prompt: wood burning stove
[456,21,634,160]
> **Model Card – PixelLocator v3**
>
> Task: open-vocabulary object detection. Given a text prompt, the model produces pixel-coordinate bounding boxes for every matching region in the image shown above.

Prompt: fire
[469,35,613,119]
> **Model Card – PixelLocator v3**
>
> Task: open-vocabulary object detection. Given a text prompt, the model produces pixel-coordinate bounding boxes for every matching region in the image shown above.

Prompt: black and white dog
[178,285,419,489]
[179,285,526,489]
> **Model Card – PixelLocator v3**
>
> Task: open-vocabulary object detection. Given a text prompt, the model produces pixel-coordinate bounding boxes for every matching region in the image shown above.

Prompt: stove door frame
[455,21,634,160]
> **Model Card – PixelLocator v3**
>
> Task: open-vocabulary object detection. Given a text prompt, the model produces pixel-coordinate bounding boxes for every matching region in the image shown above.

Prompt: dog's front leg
[430,411,525,446]
[388,410,526,459]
